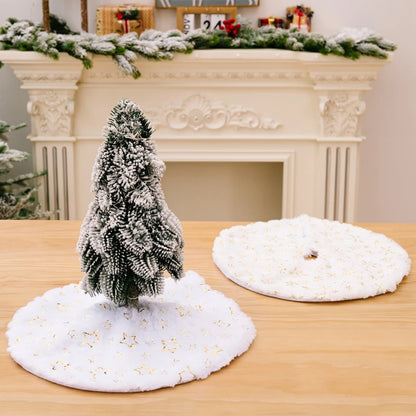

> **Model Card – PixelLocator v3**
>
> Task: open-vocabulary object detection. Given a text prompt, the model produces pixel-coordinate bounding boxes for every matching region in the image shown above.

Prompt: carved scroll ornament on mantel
[147,94,281,131]
[319,93,366,137]
[27,90,75,137]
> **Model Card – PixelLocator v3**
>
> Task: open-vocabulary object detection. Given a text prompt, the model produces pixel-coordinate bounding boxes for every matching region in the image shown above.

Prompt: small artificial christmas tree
[7,101,255,392]
[77,100,184,308]
[0,120,47,219]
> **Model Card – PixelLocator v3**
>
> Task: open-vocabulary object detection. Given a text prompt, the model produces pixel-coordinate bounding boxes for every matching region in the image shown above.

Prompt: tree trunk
[42,0,50,32]
[81,0,88,32]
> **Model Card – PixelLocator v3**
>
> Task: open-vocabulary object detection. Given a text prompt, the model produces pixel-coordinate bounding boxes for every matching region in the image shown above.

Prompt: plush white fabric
[213,215,411,302]
[7,271,256,392]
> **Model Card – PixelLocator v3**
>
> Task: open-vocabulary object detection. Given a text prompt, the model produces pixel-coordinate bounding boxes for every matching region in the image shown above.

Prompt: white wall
[1,0,414,222]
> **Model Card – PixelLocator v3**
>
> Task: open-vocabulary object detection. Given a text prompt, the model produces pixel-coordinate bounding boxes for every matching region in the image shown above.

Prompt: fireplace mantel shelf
[0,50,391,220]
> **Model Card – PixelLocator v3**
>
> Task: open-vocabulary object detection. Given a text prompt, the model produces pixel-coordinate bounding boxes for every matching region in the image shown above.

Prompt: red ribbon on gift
[116,10,130,33]
[295,7,305,29]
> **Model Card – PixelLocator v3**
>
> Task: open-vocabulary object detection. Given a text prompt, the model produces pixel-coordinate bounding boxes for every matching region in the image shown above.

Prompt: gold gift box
[286,6,312,32]
[96,4,155,36]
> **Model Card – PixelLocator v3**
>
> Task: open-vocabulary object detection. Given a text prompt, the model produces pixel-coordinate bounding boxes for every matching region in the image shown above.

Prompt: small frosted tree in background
[77,100,184,308]
[0,120,47,219]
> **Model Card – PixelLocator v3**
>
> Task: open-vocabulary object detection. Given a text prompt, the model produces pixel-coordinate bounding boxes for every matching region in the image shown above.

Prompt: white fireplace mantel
[0,49,391,221]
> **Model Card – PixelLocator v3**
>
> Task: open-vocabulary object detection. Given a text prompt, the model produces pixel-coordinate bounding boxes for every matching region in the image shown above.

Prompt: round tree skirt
[7,271,255,392]
[213,215,411,302]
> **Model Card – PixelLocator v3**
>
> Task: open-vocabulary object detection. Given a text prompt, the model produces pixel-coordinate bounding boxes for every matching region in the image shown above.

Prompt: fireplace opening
[162,162,283,221]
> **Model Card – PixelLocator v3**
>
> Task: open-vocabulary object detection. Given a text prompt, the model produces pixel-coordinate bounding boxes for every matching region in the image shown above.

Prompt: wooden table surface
[0,221,415,415]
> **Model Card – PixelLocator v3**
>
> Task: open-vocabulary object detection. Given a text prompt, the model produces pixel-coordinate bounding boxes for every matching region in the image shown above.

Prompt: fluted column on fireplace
[2,52,83,219]
[305,58,383,222]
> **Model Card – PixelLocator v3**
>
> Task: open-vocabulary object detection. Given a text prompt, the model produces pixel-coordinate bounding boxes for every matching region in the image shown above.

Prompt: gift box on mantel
[286,6,313,32]
[258,17,285,29]
[96,4,155,36]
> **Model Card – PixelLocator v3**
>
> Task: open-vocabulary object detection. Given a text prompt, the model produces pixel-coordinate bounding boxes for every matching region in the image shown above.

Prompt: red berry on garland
[220,18,241,38]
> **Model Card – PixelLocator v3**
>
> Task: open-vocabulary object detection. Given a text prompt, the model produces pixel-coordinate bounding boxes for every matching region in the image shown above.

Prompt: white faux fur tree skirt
[213,215,411,302]
[7,271,256,392]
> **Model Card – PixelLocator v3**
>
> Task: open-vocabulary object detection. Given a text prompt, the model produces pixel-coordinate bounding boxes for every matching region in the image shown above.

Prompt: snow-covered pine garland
[0,18,193,78]
[0,18,396,78]
[187,24,396,59]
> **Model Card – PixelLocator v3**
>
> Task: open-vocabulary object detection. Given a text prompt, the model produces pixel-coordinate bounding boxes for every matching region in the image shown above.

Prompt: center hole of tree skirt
[304,250,318,260]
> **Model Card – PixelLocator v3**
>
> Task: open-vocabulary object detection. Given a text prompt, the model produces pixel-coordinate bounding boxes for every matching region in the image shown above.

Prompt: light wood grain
[1,221,415,415]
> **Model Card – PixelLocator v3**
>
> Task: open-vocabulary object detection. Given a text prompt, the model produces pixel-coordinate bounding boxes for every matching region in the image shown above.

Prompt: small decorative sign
[176,6,237,32]
[157,0,259,8]
[200,12,212,30]
[210,13,226,30]
[182,13,196,33]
